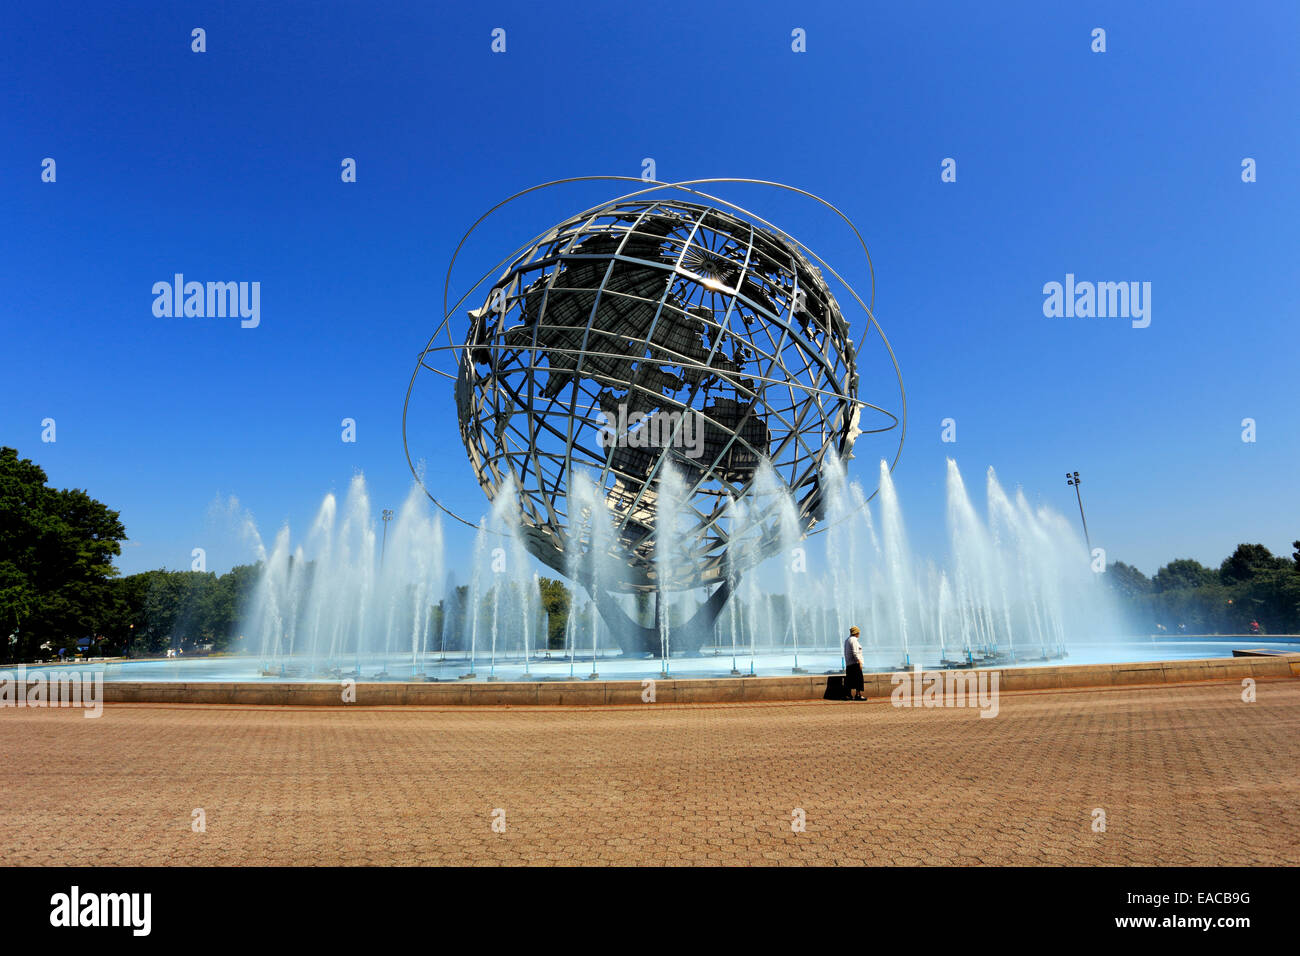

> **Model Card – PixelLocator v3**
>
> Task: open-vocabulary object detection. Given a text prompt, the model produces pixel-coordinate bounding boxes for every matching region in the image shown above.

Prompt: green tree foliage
[109,566,261,656]
[1,446,263,660]
[1104,561,1152,603]
[1219,543,1289,584]
[538,576,572,649]
[1151,558,1217,593]
[1113,543,1300,635]
[0,447,126,662]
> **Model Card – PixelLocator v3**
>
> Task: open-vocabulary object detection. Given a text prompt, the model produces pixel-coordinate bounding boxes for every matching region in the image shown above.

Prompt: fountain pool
[63,456,1275,685]
[12,638,1299,684]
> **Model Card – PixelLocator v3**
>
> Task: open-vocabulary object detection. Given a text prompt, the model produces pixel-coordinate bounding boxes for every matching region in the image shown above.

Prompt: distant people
[843,626,865,701]
[1249,620,1261,635]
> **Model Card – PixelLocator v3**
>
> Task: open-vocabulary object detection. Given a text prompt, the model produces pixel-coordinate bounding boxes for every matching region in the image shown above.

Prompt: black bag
[824,674,847,700]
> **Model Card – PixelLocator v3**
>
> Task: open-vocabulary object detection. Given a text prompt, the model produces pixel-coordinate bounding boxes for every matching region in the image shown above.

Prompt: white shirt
[844,634,864,666]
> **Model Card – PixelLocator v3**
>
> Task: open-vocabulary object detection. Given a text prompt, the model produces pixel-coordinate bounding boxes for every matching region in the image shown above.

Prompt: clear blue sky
[2,0,1296,579]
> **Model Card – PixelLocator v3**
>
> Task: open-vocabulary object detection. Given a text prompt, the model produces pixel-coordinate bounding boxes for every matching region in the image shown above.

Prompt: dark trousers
[845,662,865,697]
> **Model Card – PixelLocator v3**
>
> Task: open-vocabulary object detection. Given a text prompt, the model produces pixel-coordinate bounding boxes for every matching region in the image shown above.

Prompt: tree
[0,447,126,661]
[1110,542,1300,636]
[1105,561,1152,602]
[1151,559,1216,593]
[1223,565,1300,634]
[537,577,571,649]
[103,565,260,656]
[1220,543,1288,585]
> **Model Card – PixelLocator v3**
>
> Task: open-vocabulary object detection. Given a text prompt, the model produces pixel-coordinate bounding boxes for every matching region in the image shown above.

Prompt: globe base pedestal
[590,577,736,658]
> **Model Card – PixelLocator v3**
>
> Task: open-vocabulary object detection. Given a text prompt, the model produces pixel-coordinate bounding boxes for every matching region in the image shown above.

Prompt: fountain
[231,455,1123,682]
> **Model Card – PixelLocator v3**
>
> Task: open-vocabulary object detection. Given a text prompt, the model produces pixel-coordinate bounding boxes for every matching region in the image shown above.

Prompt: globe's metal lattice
[454,197,874,591]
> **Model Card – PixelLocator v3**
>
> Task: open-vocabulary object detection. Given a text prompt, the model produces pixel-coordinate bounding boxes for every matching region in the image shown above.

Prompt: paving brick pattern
[1,680,1296,865]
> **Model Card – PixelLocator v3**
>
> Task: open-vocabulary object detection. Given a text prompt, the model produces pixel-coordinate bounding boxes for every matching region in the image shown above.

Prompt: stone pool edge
[99,654,1300,706]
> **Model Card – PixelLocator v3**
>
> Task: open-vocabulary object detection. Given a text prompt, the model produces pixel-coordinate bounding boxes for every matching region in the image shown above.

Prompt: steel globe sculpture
[406,179,903,655]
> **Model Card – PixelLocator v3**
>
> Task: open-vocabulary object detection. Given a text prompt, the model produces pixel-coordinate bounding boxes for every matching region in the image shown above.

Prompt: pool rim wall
[97,654,1300,706]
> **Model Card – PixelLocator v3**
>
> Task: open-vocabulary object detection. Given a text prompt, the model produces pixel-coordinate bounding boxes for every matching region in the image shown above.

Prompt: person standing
[843,626,866,701]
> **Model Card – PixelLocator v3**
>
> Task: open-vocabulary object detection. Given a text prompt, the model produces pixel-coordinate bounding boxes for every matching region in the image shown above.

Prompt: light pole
[1066,471,1092,553]
[381,509,394,565]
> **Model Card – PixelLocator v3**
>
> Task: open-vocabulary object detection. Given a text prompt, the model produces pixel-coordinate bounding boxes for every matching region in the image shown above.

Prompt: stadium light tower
[1066,471,1091,553]
[381,509,394,565]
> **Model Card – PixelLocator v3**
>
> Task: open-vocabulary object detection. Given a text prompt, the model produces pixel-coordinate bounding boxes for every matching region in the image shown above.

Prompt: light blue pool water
[9,637,1296,683]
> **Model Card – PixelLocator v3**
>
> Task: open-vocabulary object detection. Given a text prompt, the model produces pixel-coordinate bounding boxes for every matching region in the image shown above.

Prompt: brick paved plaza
[1,679,1297,866]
